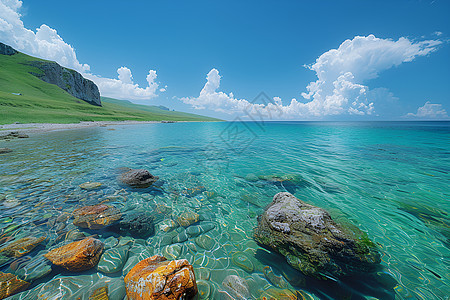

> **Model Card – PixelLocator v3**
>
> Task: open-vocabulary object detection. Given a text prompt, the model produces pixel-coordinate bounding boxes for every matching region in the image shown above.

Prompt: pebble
[196,280,211,299]
[232,251,254,273]
[195,234,215,250]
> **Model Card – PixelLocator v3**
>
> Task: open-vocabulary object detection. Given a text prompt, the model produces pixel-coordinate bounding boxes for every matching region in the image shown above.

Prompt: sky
[0,0,449,120]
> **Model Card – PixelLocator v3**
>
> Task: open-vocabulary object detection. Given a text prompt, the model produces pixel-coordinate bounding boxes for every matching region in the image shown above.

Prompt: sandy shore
[0,121,164,135]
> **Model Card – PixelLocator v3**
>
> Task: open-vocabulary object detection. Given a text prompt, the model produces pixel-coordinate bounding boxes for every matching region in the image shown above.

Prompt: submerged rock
[0,148,13,154]
[221,275,251,300]
[254,192,381,278]
[73,204,121,229]
[0,272,30,299]
[79,182,103,190]
[44,237,104,272]
[177,211,199,227]
[115,211,154,238]
[119,169,159,188]
[0,236,46,258]
[14,251,52,282]
[0,132,29,140]
[124,255,197,300]
[97,245,129,274]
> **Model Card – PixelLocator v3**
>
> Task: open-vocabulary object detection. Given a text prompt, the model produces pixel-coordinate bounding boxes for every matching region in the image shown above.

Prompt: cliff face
[29,61,101,106]
[0,42,101,106]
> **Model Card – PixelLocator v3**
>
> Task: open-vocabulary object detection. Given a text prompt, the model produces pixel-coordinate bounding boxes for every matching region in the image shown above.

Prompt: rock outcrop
[29,61,101,106]
[0,42,17,55]
[254,192,381,278]
[124,255,197,300]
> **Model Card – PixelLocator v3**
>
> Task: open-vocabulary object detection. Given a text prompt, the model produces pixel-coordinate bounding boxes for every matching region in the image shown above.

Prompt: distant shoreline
[0,120,199,135]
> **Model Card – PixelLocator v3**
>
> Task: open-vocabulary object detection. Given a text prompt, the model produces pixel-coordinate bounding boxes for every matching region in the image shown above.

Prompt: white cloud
[405,101,448,119]
[433,31,443,36]
[182,35,441,119]
[0,0,162,100]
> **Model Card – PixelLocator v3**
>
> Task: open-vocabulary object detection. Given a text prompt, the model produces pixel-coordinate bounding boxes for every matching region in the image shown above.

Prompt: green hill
[0,48,219,124]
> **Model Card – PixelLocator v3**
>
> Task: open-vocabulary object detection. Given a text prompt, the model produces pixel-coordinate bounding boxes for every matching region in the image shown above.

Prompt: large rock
[0,42,18,56]
[119,169,159,188]
[44,237,103,272]
[124,255,197,300]
[73,204,121,229]
[0,272,30,299]
[115,211,155,238]
[28,61,101,106]
[253,192,381,278]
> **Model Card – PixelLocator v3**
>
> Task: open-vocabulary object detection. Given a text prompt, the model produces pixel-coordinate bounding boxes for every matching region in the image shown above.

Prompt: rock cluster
[254,192,381,278]
[124,255,197,300]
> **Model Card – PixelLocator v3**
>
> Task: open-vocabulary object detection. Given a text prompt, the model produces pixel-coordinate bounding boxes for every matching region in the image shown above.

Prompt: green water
[0,121,449,299]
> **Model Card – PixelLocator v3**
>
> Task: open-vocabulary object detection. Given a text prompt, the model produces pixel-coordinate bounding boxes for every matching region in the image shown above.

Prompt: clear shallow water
[0,121,449,299]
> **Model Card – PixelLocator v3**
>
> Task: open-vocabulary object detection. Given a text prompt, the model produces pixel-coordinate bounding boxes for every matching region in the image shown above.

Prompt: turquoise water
[1,121,449,299]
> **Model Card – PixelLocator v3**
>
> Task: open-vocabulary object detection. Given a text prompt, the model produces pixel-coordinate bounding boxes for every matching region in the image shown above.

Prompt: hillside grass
[0,52,219,124]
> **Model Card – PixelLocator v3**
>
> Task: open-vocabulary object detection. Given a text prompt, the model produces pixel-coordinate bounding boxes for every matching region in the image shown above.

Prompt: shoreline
[0,121,174,135]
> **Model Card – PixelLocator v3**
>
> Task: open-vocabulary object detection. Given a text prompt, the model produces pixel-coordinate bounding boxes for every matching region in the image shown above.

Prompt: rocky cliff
[0,42,101,106]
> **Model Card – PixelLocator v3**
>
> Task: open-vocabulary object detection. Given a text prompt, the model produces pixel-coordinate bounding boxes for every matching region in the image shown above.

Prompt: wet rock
[14,252,52,282]
[258,287,299,300]
[231,252,254,273]
[172,230,188,243]
[103,236,119,250]
[162,244,183,260]
[262,266,289,289]
[221,275,251,300]
[124,255,197,300]
[115,211,154,238]
[185,222,215,238]
[119,169,159,188]
[182,186,206,197]
[0,272,30,299]
[177,211,199,227]
[9,273,125,300]
[73,204,121,229]
[97,245,129,274]
[0,148,13,154]
[254,192,381,278]
[196,280,211,299]
[79,182,103,190]
[44,237,104,272]
[122,245,153,276]
[0,236,46,258]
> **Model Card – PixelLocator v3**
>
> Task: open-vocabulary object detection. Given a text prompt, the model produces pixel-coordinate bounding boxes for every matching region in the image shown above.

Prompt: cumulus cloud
[405,101,448,119]
[182,35,441,119]
[85,68,160,100]
[0,0,161,100]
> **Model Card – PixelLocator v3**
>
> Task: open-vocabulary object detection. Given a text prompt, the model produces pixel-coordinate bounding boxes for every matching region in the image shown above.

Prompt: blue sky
[1,0,449,120]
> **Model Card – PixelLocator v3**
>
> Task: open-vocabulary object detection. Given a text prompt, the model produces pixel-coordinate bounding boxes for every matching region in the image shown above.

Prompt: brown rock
[119,169,159,188]
[177,211,199,227]
[0,236,46,258]
[124,255,197,300]
[73,204,121,229]
[89,286,109,300]
[0,272,30,299]
[44,237,103,272]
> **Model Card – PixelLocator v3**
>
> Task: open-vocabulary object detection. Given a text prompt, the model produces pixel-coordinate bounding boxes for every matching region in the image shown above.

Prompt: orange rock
[177,211,199,227]
[44,237,103,272]
[124,255,197,300]
[0,272,30,299]
[73,204,121,229]
[0,236,46,258]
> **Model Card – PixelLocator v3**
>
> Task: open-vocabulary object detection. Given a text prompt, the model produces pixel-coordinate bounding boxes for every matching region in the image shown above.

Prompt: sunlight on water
[1,122,449,299]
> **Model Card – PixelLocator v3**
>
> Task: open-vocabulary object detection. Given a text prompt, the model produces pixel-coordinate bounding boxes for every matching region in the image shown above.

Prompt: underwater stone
[221,275,251,300]
[97,245,129,274]
[0,236,46,258]
[173,230,188,243]
[254,192,381,278]
[44,237,103,272]
[89,286,109,300]
[103,236,119,250]
[73,204,121,230]
[231,252,254,273]
[115,211,155,238]
[162,244,183,260]
[177,211,200,227]
[196,280,211,299]
[0,148,13,154]
[0,272,30,299]
[194,234,215,250]
[124,255,198,300]
[159,219,179,232]
[119,169,159,188]
[262,266,290,289]
[79,182,102,190]
[15,251,52,282]
[258,287,299,300]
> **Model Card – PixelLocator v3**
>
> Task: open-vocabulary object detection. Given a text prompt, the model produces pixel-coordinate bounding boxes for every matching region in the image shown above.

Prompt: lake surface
[1,121,449,299]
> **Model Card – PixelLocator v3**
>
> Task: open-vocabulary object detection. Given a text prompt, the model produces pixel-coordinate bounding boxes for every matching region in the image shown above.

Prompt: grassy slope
[0,52,219,124]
